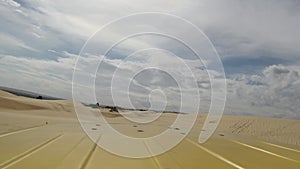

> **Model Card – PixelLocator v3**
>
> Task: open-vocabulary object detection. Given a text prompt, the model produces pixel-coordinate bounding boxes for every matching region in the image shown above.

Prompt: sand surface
[0,90,299,169]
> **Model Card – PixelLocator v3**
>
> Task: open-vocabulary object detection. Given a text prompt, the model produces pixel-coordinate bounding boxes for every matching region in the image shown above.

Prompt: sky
[0,0,299,119]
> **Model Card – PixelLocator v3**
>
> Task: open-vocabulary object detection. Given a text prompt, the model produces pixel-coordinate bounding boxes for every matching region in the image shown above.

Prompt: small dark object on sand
[133,125,138,127]
[137,129,144,132]
[209,120,217,124]
[219,133,225,136]
[109,106,118,112]
[174,127,180,130]
[96,124,101,126]
[92,128,97,130]
[45,121,48,125]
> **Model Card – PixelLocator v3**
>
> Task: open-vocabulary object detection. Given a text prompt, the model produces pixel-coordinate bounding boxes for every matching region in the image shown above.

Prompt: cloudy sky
[0,0,299,119]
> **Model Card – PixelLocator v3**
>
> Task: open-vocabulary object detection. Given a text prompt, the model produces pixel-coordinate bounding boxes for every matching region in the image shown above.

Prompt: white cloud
[1,51,299,118]
[0,51,210,112]
[1,0,300,58]
[227,65,300,119]
[0,53,75,98]
[0,33,37,52]
[1,0,20,8]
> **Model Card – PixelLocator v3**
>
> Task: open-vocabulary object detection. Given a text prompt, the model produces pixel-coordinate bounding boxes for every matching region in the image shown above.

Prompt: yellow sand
[0,90,299,169]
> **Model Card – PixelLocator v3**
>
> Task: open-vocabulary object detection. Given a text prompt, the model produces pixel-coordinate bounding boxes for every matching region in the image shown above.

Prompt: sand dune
[0,90,75,115]
[0,90,299,169]
[0,90,77,134]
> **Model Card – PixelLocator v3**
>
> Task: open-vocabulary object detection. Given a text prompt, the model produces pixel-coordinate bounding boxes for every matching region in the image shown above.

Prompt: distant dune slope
[0,90,74,114]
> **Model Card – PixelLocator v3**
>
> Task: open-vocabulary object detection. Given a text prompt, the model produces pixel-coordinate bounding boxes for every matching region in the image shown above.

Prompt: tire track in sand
[186,138,245,169]
[0,125,44,138]
[0,134,63,169]
[232,140,300,163]
[78,135,101,169]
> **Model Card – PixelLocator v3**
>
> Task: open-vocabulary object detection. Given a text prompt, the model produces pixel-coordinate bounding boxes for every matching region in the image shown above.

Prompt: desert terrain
[0,90,299,169]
